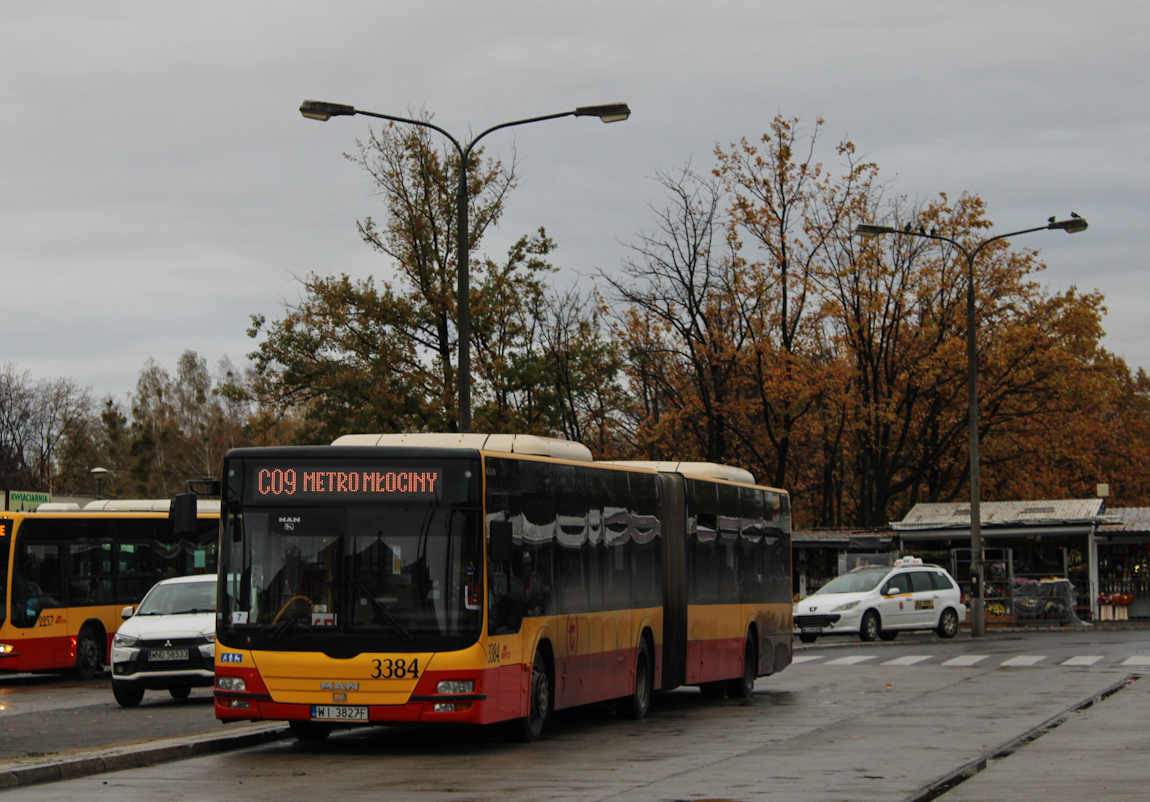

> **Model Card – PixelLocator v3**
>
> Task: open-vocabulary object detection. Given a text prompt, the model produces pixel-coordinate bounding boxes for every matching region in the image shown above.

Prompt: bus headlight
[112,634,137,648]
[0,644,14,655]
[437,680,474,695]
[216,676,246,692]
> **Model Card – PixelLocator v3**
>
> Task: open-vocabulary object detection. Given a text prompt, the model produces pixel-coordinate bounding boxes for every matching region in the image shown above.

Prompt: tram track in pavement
[903,674,1141,802]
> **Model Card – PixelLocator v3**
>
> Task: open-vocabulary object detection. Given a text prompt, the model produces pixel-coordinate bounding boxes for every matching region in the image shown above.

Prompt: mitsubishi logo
[164,640,172,647]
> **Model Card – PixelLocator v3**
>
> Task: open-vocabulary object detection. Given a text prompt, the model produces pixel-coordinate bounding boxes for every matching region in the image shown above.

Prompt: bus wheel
[75,627,102,681]
[511,652,550,743]
[727,636,756,699]
[617,638,652,720]
[112,681,144,708]
[289,721,332,742]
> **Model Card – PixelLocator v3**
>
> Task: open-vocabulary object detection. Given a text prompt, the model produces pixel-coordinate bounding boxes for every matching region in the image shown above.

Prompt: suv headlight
[113,633,137,648]
[203,631,216,642]
[831,601,861,613]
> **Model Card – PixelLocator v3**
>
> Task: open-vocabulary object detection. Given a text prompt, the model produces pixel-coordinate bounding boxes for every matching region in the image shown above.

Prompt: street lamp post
[299,99,631,433]
[856,214,1088,636]
[90,466,109,499]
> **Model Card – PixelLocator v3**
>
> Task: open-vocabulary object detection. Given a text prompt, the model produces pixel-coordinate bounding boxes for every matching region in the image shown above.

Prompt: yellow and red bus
[0,499,219,678]
[214,434,791,741]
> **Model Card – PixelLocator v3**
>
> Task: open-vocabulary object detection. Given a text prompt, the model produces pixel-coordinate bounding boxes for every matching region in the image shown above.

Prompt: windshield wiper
[352,580,414,643]
[169,608,215,614]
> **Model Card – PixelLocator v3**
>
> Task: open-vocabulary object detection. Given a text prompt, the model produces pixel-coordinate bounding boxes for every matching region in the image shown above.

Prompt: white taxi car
[793,558,966,643]
[110,574,217,707]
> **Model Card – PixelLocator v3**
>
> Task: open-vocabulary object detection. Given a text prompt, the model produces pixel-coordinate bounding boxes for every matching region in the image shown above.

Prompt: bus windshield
[220,457,483,653]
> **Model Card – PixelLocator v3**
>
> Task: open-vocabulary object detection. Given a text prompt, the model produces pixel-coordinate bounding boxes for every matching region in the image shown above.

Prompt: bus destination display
[248,464,441,501]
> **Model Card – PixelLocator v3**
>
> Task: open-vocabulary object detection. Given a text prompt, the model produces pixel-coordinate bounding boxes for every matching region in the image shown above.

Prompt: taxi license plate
[800,627,823,634]
[311,705,368,721]
[148,649,188,661]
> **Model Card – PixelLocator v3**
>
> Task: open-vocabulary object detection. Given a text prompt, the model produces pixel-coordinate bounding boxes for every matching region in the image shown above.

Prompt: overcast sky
[3,1,1147,402]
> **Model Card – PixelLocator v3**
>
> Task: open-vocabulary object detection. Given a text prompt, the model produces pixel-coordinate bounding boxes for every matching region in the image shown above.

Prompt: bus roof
[70,499,221,513]
[332,432,594,463]
[599,460,758,486]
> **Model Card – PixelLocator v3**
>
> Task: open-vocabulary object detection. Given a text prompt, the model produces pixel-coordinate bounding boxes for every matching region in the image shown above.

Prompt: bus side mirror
[170,493,199,536]
[489,520,514,562]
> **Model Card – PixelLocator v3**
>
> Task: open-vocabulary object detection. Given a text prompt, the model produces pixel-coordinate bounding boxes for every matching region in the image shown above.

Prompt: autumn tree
[250,114,619,444]
[0,363,95,494]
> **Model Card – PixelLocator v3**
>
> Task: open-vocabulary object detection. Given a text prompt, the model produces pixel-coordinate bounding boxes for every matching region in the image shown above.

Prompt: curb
[0,722,290,791]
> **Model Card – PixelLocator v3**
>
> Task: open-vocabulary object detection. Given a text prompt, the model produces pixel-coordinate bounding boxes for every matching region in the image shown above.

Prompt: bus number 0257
[370,658,419,679]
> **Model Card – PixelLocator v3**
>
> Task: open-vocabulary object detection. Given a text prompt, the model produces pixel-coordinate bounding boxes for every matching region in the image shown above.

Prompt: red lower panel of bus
[684,636,749,686]
[0,634,78,672]
[216,637,746,726]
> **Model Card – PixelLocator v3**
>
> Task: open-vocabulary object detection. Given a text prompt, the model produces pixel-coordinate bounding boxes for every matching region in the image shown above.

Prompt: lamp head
[574,103,631,123]
[855,224,897,239]
[1047,214,1089,234]
[299,100,357,122]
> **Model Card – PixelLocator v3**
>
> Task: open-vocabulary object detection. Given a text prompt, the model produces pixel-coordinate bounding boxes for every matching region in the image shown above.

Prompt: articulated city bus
[0,500,219,677]
[214,434,791,741]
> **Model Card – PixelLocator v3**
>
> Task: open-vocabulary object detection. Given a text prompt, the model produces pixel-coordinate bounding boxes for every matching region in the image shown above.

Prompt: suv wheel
[937,608,959,639]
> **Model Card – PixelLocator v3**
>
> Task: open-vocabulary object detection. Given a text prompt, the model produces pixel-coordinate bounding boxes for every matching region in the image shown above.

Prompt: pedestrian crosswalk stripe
[1060,655,1103,666]
[792,655,824,664]
[882,655,932,666]
[823,655,876,666]
[1001,655,1045,667]
[1121,656,1150,666]
[942,655,989,666]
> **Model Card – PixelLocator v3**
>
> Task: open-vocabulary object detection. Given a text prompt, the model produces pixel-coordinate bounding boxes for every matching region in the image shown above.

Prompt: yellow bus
[213,434,791,741]
[0,499,219,678]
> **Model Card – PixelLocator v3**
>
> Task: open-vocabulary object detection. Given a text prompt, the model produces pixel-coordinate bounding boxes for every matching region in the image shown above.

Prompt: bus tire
[75,627,102,680]
[289,721,332,742]
[112,681,144,708]
[617,637,652,720]
[510,651,550,743]
[727,635,756,699]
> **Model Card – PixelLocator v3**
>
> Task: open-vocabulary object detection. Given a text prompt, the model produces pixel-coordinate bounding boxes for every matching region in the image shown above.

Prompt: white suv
[110,574,216,707]
[794,558,966,643]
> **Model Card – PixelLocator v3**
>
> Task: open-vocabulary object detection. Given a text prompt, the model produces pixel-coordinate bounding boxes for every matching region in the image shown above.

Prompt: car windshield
[136,581,216,615]
[813,571,886,595]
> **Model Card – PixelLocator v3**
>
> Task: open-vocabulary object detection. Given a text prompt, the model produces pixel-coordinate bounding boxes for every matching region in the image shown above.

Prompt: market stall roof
[892,499,1115,531]
[1097,507,1150,534]
[793,528,896,547]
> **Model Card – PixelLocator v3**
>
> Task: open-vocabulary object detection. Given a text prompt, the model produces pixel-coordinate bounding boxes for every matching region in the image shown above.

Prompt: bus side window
[13,543,63,627]
[487,458,554,635]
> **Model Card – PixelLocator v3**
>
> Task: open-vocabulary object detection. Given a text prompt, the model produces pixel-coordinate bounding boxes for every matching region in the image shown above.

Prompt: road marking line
[1121,656,1150,666]
[823,655,876,666]
[882,655,932,666]
[941,655,988,666]
[1001,655,1045,666]
[791,655,824,664]
[1061,655,1103,666]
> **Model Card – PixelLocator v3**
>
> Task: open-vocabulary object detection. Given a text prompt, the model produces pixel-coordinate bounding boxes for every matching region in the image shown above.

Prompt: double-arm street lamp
[300,99,631,433]
[856,213,1089,636]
